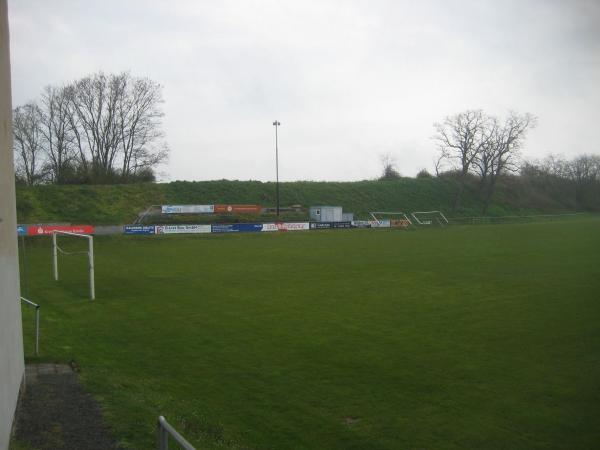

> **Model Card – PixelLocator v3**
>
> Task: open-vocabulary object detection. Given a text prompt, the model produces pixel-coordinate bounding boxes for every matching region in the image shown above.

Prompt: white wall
[0,0,25,448]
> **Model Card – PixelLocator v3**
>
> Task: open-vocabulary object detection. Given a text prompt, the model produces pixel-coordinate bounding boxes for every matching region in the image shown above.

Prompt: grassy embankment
[16,175,582,225]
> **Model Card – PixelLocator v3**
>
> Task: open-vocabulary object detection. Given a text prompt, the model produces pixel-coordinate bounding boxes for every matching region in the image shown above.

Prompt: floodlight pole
[273,120,281,217]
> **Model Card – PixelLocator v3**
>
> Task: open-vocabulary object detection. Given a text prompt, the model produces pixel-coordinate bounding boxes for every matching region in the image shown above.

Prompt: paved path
[14,364,118,450]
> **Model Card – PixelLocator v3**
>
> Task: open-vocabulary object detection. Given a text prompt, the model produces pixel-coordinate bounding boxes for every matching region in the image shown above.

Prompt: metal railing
[20,296,40,355]
[157,416,196,450]
[448,212,587,225]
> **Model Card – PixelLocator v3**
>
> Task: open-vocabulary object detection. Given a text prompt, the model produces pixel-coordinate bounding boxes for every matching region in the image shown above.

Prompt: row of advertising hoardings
[161,204,262,215]
[17,220,403,238]
[122,220,403,235]
[123,223,313,234]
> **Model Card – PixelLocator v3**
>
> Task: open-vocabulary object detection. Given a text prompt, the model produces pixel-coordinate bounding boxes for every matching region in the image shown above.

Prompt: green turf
[20,219,600,449]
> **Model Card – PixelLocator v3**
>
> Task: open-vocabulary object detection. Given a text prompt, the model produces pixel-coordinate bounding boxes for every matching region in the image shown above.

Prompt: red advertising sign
[27,225,95,236]
[214,204,262,214]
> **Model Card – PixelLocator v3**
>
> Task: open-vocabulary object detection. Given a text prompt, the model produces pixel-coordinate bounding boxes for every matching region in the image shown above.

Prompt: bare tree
[433,109,491,210]
[66,72,167,182]
[13,102,46,185]
[477,112,536,213]
[40,85,76,184]
[379,153,401,180]
[68,72,125,179]
[433,150,447,176]
[116,76,167,179]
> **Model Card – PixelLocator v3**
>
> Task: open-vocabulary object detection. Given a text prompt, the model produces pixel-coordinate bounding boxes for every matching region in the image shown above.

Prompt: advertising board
[390,219,411,228]
[161,205,214,214]
[17,225,26,236]
[351,220,391,228]
[27,225,95,236]
[123,225,156,235]
[309,222,352,230]
[310,222,332,229]
[211,223,263,233]
[262,222,310,232]
[155,224,212,234]
[214,204,262,214]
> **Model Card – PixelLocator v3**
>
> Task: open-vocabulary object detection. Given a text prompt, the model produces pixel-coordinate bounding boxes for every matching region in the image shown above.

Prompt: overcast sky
[8,0,600,181]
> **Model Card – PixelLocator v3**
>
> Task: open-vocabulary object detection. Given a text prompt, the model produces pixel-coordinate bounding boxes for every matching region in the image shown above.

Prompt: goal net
[410,211,449,227]
[52,231,95,300]
[369,212,413,229]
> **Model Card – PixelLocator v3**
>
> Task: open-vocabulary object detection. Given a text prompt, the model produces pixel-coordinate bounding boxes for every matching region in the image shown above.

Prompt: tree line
[378,109,599,212]
[13,71,168,185]
[521,153,600,211]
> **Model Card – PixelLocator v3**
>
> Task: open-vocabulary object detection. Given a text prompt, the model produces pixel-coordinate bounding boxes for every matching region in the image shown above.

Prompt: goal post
[369,211,414,228]
[52,230,95,300]
[410,211,449,227]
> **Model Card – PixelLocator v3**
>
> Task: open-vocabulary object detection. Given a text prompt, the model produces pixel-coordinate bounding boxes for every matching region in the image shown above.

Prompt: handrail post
[52,231,58,280]
[35,305,40,355]
[156,415,195,450]
[20,297,40,356]
[157,416,169,449]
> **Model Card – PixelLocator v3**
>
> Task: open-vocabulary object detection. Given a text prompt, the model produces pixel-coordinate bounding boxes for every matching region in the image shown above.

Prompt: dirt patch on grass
[13,364,118,450]
[343,416,360,425]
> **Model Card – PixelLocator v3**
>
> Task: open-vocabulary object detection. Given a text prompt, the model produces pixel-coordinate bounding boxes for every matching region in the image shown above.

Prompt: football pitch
[20,219,600,449]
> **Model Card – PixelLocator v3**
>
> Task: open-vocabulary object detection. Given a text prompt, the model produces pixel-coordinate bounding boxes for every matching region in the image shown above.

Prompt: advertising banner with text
[123,225,156,235]
[211,223,263,233]
[214,204,262,214]
[262,222,310,232]
[27,225,95,236]
[161,205,214,214]
[155,224,212,234]
[310,222,352,230]
[351,220,391,228]
[17,225,27,236]
[390,219,411,228]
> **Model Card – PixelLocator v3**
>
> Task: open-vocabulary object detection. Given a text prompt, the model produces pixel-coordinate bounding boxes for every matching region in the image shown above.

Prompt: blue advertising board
[211,223,263,233]
[123,225,156,235]
[17,225,27,236]
[310,222,332,229]
[310,222,352,230]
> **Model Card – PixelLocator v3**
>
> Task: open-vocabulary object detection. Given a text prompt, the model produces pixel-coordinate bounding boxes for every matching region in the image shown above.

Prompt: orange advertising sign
[214,204,262,214]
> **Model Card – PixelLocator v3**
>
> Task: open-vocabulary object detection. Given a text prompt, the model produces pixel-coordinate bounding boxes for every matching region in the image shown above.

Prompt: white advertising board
[261,222,310,232]
[352,220,391,228]
[155,224,212,234]
[161,205,214,214]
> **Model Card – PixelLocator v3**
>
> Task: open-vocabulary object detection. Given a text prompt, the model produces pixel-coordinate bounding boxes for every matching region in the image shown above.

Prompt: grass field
[19,219,600,449]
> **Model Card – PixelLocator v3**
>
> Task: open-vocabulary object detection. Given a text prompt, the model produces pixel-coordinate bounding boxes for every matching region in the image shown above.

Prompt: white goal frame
[52,230,95,300]
[410,210,449,227]
[369,211,414,228]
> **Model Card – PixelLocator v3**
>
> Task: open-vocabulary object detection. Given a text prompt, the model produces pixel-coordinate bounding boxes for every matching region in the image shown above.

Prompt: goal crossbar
[52,230,95,300]
[410,210,449,226]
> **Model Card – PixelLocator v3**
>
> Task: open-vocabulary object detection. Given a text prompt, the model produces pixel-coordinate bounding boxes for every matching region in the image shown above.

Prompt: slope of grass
[20,219,600,449]
[15,176,580,225]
